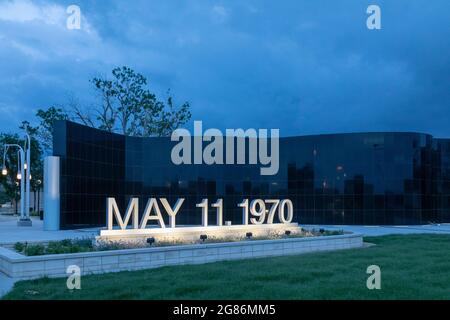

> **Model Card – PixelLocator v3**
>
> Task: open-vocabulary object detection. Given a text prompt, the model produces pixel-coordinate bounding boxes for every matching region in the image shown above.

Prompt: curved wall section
[53,121,450,229]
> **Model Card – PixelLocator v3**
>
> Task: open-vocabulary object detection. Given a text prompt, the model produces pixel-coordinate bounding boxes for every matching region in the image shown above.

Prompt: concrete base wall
[0,233,363,280]
[98,223,300,243]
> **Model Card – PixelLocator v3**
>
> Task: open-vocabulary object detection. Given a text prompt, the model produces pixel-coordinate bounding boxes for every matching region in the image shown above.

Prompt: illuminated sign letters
[106,197,293,231]
[107,198,185,230]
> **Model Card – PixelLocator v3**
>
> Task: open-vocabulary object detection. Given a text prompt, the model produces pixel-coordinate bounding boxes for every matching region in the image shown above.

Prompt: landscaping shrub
[13,242,26,253]
[13,238,94,256]
[23,244,46,256]
[11,229,344,256]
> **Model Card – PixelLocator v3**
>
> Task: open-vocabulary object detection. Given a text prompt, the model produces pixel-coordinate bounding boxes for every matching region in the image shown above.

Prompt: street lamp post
[17,150,25,221]
[2,144,26,220]
[24,131,31,224]
[1,129,32,226]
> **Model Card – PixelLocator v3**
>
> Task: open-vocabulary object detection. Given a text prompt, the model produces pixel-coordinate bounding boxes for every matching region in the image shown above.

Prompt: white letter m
[107,198,139,230]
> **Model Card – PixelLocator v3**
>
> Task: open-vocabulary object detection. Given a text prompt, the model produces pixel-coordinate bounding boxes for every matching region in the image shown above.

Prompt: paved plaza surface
[303,224,450,236]
[1,215,450,245]
[0,215,99,245]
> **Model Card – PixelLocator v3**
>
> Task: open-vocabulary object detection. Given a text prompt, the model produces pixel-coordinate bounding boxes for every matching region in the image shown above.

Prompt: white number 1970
[238,199,293,225]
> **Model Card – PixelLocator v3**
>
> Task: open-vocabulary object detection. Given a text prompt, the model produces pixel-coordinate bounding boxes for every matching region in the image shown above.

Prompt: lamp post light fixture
[2,147,8,176]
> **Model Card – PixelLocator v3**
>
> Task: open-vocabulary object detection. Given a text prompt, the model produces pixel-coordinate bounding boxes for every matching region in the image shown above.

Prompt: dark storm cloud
[0,0,449,137]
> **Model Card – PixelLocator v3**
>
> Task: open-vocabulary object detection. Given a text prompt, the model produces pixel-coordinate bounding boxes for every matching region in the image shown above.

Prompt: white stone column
[44,156,60,231]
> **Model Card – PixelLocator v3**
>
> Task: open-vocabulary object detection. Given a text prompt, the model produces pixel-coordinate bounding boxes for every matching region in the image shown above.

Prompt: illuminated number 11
[197,199,224,227]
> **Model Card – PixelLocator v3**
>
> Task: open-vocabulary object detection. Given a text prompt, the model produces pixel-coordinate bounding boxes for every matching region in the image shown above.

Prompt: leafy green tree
[35,107,69,155]
[89,77,116,132]
[0,188,9,204]
[34,66,192,155]
[91,66,157,135]
[19,122,44,204]
[91,66,191,136]
[153,92,191,137]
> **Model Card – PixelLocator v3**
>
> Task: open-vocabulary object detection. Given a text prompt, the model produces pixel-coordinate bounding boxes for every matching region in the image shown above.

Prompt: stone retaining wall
[0,233,363,280]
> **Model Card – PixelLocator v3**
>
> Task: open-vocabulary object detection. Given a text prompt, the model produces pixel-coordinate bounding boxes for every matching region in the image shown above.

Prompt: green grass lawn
[3,234,450,300]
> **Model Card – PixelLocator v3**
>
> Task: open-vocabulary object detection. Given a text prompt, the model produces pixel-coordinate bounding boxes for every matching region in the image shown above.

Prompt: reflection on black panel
[53,121,449,229]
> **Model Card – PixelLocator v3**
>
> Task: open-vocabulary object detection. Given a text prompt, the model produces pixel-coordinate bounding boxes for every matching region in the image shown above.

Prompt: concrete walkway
[2,215,450,244]
[304,224,450,236]
[0,216,99,245]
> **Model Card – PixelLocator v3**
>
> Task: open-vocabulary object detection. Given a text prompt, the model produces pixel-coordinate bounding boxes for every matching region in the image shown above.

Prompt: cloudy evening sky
[0,0,449,137]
